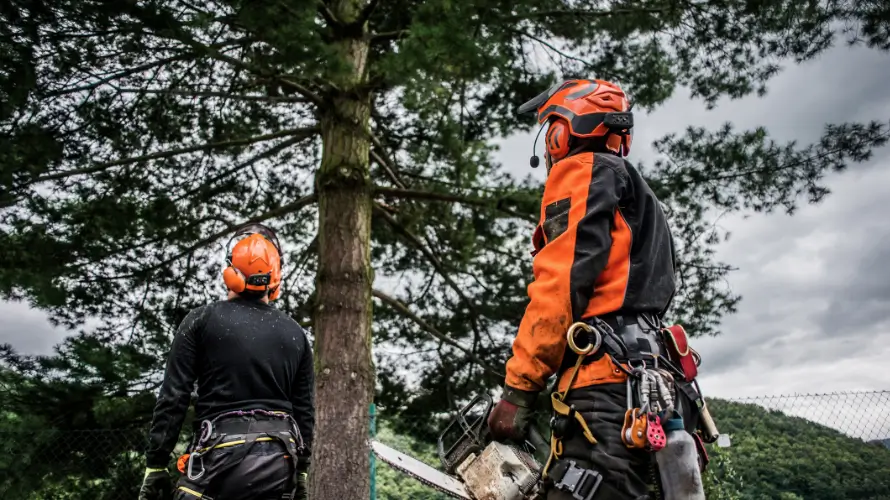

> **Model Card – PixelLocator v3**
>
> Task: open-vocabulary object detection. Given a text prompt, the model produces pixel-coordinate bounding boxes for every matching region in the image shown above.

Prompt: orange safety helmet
[519,79,634,162]
[222,223,283,301]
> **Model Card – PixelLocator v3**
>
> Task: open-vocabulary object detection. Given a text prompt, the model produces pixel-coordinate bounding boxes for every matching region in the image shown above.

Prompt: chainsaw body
[438,394,543,500]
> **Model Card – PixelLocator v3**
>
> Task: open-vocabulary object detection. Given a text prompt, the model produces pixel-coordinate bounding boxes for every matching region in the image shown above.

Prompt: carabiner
[186,451,206,480]
[198,419,213,445]
[566,322,602,356]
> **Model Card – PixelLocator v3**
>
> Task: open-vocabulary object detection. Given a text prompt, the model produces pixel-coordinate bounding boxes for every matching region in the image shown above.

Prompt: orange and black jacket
[505,151,677,395]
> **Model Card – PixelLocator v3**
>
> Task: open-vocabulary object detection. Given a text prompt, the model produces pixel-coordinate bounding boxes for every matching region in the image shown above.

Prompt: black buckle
[603,112,633,130]
[246,273,272,287]
[553,461,603,500]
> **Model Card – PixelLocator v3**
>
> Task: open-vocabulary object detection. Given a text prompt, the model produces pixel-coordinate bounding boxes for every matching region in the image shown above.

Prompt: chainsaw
[371,394,549,500]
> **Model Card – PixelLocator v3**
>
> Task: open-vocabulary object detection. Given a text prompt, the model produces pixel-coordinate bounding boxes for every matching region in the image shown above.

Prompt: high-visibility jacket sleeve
[145,306,205,468]
[505,153,629,392]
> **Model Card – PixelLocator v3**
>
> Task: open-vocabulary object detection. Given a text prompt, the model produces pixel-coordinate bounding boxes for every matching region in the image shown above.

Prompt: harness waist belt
[212,416,295,436]
[584,314,666,363]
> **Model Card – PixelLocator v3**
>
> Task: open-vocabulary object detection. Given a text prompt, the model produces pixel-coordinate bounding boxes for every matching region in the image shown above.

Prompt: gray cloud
[0,300,70,356]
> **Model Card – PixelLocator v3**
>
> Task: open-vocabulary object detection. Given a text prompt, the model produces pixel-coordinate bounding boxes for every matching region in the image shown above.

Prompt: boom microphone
[529,122,547,168]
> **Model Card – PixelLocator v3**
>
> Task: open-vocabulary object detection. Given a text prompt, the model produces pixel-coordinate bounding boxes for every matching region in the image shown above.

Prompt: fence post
[369,402,377,500]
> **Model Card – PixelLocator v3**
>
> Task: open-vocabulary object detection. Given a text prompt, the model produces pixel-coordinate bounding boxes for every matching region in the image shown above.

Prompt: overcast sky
[1,37,889,437]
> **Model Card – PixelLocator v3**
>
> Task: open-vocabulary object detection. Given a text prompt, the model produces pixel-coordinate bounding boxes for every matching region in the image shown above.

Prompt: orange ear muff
[268,286,280,301]
[223,265,246,293]
[545,119,571,161]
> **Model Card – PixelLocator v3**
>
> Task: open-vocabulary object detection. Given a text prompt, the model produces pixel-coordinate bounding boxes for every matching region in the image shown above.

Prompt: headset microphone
[529,122,547,168]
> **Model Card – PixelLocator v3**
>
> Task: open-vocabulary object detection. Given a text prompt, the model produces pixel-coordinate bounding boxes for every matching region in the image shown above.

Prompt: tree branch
[508,28,594,66]
[370,30,409,43]
[279,78,326,107]
[28,127,319,185]
[373,202,489,352]
[359,0,380,23]
[175,134,314,203]
[116,87,308,103]
[372,289,503,378]
[374,186,537,223]
[123,2,326,107]
[88,194,318,282]
[317,3,342,26]
[43,55,193,98]
[371,148,406,189]
[503,7,665,22]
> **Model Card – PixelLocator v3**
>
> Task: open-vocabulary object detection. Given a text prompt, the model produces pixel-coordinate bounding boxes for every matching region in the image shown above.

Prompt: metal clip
[653,369,675,415]
[186,451,206,480]
[566,322,602,356]
[638,369,651,414]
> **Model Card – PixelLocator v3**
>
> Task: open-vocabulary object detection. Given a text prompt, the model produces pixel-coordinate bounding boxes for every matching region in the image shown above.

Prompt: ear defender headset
[222,223,284,300]
[545,119,572,162]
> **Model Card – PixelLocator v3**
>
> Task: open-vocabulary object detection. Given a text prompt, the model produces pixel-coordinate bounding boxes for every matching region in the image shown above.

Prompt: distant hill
[706,399,890,499]
[866,438,890,450]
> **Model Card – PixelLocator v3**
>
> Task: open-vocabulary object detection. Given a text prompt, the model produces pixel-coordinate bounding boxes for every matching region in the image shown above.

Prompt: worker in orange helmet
[139,223,314,500]
[487,80,710,499]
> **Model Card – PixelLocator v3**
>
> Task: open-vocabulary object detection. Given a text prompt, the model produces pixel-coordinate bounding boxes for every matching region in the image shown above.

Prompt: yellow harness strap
[541,322,601,479]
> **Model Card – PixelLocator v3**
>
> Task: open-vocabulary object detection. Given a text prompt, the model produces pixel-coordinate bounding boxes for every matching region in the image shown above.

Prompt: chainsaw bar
[371,440,471,499]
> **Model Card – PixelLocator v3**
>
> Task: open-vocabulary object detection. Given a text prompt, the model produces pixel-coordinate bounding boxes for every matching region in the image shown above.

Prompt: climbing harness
[175,409,305,499]
[542,322,604,479]
[541,315,718,498]
[184,409,304,480]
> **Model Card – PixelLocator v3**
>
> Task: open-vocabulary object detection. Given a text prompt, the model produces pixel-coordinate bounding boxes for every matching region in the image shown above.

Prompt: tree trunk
[310,0,374,498]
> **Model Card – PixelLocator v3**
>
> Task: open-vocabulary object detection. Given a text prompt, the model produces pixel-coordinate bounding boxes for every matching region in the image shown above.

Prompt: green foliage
[706,399,890,499]
[702,445,744,500]
[0,0,888,448]
[374,423,451,500]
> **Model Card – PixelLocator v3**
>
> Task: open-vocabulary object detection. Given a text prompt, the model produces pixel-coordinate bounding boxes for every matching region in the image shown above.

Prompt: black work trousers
[173,440,296,500]
[545,382,654,500]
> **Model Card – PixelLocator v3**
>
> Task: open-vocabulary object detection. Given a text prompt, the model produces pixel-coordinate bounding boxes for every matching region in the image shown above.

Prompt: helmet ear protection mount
[222,223,284,300]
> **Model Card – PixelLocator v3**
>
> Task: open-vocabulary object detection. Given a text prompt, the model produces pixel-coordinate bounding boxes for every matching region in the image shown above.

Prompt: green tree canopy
[2,0,889,495]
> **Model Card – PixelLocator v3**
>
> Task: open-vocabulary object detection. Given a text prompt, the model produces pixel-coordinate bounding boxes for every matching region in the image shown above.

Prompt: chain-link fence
[372,390,890,500]
[1,391,888,499]
[0,428,146,500]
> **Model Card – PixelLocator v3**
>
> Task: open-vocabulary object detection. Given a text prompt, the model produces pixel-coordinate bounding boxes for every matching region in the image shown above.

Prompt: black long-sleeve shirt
[145,297,315,468]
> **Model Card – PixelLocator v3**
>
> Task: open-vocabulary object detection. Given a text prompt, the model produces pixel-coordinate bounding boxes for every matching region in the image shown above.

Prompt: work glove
[295,455,310,500]
[488,385,539,443]
[138,467,173,500]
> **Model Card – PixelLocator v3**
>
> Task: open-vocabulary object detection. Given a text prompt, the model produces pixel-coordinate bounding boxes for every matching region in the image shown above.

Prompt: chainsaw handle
[528,426,547,451]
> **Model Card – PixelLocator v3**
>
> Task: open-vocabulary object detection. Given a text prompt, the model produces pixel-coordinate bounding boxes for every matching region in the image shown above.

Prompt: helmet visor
[517,79,575,115]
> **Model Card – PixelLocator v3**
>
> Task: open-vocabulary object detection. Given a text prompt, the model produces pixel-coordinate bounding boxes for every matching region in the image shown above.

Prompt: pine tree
[1,1,888,497]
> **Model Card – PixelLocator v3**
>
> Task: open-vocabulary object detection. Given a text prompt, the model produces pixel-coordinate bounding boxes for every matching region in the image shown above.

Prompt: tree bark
[310,0,375,498]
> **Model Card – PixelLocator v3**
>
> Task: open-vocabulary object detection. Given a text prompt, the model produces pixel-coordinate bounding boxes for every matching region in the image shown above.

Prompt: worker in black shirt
[139,223,314,500]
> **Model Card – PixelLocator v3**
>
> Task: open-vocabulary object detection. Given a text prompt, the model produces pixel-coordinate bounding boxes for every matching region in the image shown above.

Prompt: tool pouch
[661,324,698,382]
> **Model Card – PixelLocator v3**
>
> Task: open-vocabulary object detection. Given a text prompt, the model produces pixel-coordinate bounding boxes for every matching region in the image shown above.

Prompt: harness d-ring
[566,322,602,356]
